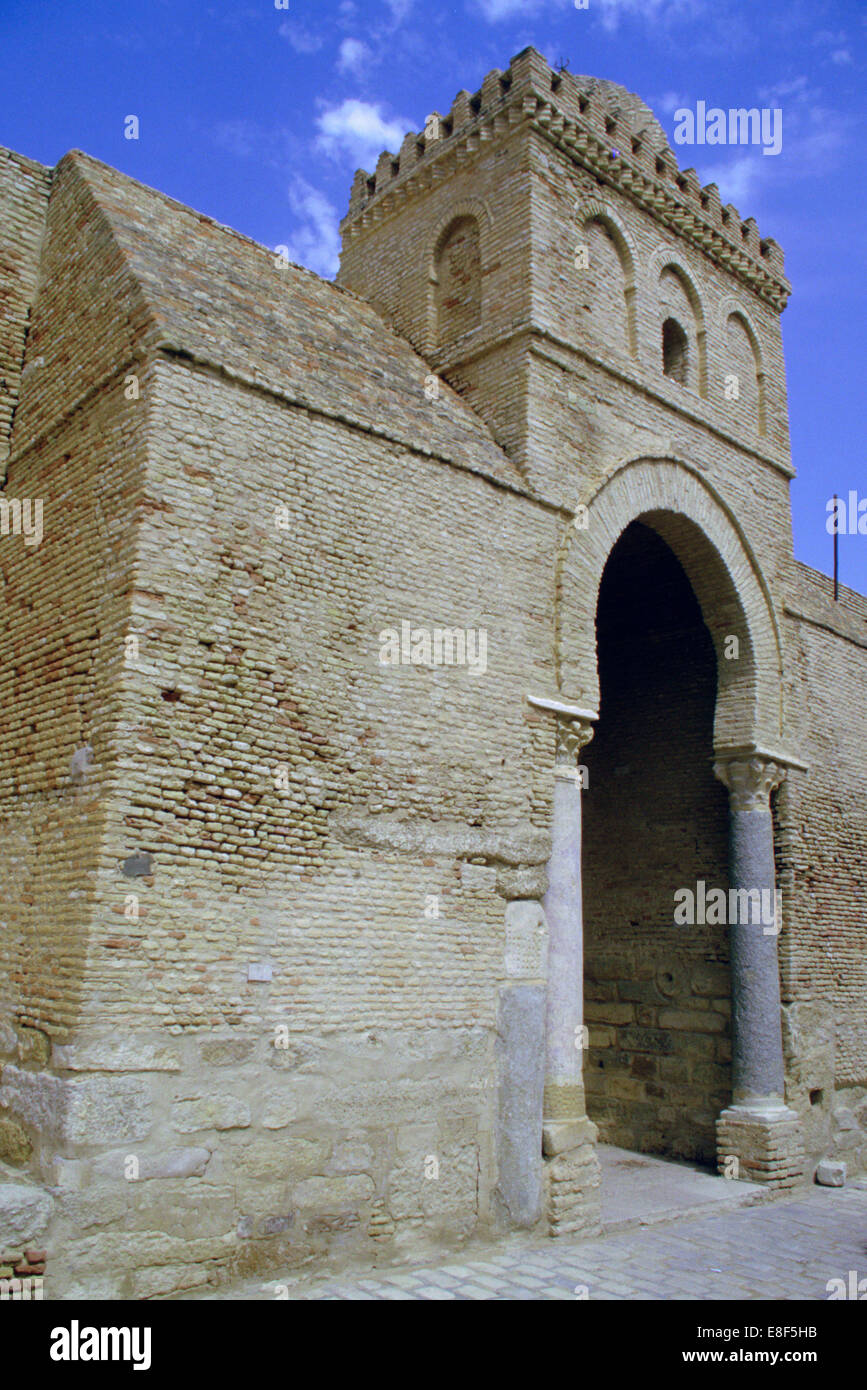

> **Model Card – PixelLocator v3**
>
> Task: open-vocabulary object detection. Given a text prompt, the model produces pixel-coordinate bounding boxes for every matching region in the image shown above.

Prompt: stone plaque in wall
[504,900,548,981]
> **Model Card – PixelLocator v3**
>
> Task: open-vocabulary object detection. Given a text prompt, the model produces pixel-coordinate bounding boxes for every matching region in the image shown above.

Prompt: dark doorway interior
[582,520,731,1163]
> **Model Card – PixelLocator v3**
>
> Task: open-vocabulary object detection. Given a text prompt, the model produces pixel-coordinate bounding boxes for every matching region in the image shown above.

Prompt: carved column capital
[554,715,595,771]
[526,696,597,778]
[713,755,787,813]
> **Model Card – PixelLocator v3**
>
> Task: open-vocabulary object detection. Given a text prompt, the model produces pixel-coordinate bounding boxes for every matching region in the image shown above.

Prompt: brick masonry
[0,48,865,1297]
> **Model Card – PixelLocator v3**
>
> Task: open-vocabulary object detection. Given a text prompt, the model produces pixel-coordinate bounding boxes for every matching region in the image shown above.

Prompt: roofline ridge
[54,148,355,298]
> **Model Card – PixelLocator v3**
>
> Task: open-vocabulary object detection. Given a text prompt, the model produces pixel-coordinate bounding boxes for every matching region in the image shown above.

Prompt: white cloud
[214,120,263,159]
[315,99,412,165]
[475,0,544,17]
[758,74,816,104]
[278,21,325,54]
[655,90,691,116]
[754,75,853,171]
[694,90,854,209]
[831,48,853,66]
[338,37,372,75]
[697,155,762,207]
[282,178,342,279]
[473,0,702,27]
[594,0,703,31]
[813,28,848,47]
[212,119,299,170]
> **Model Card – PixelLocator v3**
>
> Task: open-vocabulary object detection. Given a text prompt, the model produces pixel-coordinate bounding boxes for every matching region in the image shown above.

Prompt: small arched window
[434,216,481,352]
[662,317,688,385]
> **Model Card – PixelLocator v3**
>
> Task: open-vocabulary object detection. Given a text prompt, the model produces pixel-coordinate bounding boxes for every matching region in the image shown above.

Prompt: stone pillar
[531,701,601,1237]
[494,903,547,1229]
[713,754,804,1188]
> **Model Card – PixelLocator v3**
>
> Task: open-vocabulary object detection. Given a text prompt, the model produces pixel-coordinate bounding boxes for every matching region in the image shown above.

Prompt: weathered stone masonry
[0,48,865,1297]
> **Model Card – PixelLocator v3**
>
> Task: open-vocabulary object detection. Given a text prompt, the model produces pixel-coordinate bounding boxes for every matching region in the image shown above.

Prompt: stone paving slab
[201,1179,867,1302]
[597,1144,775,1231]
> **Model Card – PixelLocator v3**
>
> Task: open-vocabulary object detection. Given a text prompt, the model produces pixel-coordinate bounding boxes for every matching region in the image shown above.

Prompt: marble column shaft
[714,755,787,1105]
[542,716,594,1143]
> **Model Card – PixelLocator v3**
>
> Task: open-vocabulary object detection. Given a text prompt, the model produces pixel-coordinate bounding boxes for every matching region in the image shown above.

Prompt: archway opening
[662,317,689,384]
[582,520,732,1164]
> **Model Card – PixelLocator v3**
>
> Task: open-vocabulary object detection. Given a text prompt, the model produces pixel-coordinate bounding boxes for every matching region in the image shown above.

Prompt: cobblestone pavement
[229,1180,867,1301]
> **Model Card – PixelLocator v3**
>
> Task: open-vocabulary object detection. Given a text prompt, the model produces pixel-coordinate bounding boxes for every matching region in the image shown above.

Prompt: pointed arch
[556,456,784,751]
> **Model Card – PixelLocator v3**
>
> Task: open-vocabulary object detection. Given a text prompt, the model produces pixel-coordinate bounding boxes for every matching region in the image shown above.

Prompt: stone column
[530,698,601,1237]
[713,754,804,1188]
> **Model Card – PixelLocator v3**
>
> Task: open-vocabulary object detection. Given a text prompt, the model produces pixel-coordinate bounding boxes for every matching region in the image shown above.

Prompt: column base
[716,1102,805,1189]
[543,1115,597,1157]
[544,1138,602,1238]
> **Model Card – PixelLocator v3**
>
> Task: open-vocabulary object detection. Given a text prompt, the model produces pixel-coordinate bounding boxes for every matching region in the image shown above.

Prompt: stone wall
[33,352,560,1294]
[780,565,867,1178]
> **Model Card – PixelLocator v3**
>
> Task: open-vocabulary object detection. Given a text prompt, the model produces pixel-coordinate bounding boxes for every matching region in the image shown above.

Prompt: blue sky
[1,0,864,591]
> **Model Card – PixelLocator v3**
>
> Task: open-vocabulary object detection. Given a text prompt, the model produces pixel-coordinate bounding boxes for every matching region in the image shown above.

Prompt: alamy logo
[379,621,488,676]
[826,1270,867,1300]
[0,1275,43,1300]
[0,497,43,547]
[49,1321,152,1371]
[826,491,867,535]
[673,102,782,156]
[674,880,782,933]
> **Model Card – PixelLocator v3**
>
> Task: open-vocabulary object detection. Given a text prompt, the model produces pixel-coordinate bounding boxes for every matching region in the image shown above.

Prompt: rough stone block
[43,1158,89,1191]
[15,1027,51,1066]
[545,1142,602,1238]
[496,866,548,900]
[387,1144,478,1235]
[126,1181,235,1237]
[0,1182,54,1247]
[224,1135,328,1182]
[815,1158,845,1187]
[716,1105,805,1188]
[131,1262,217,1300]
[64,1076,153,1145]
[92,1147,211,1182]
[53,1039,181,1073]
[70,1230,237,1275]
[0,1068,152,1146]
[58,1187,128,1231]
[200,1038,255,1067]
[0,1118,32,1166]
[171,1096,251,1133]
[542,1116,597,1157]
[294,1174,375,1214]
[326,1138,375,1175]
[0,1067,63,1142]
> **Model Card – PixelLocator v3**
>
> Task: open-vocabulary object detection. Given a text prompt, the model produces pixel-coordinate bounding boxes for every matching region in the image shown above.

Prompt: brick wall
[780,565,867,1175]
[0,152,148,1047]
[0,149,50,469]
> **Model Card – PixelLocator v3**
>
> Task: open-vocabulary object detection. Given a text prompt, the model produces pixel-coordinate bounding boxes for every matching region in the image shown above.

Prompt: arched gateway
[529,457,805,1234]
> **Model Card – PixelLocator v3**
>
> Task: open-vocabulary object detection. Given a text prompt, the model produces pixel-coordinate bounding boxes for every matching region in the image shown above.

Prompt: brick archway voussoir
[558,457,783,751]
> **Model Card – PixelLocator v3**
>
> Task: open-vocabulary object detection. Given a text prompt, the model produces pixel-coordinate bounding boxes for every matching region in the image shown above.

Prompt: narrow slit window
[662,317,688,385]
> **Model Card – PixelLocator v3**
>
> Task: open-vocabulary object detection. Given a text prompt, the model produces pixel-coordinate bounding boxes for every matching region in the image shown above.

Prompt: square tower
[338,47,795,569]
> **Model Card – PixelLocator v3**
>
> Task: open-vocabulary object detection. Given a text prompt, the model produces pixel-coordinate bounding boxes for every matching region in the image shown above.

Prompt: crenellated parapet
[342,47,790,312]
